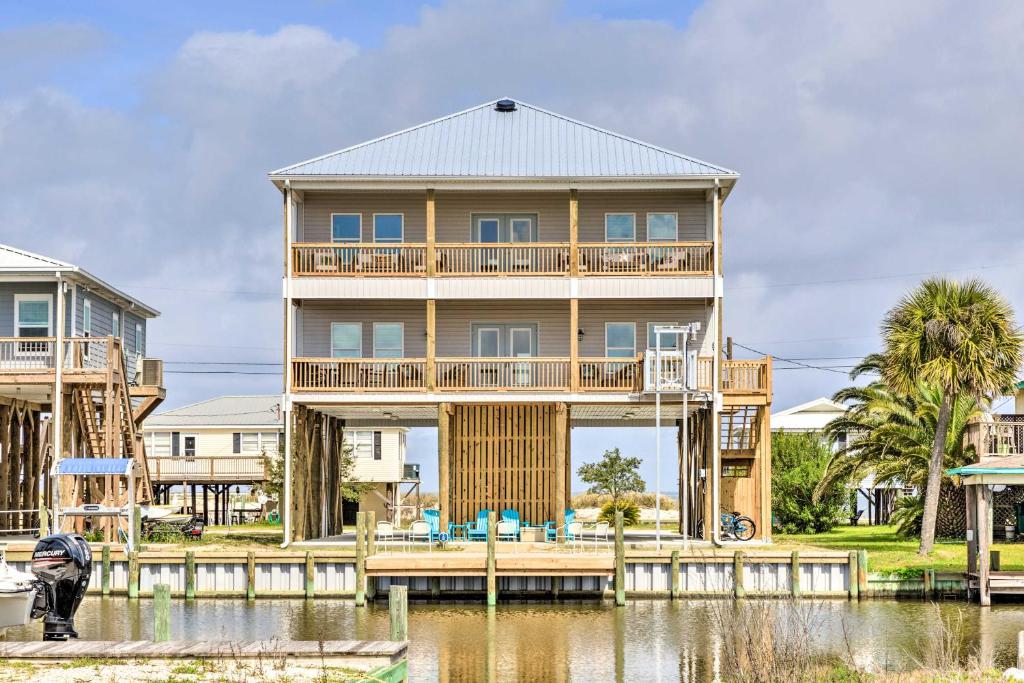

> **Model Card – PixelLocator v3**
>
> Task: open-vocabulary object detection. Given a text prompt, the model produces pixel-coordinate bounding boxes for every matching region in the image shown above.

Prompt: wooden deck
[148,456,267,484]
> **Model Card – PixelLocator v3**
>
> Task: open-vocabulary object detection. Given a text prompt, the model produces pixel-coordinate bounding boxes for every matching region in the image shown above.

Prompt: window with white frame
[14,295,51,338]
[647,322,681,351]
[373,214,403,243]
[241,432,260,453]
[135,322,144,355]
[82,299,92,337]
[331,214,361,242]
[346,431,375,459]
[605,323,636,358]
[146,431,171,457]
[647,213,678,241]
[260,432,279,452]
[331,322,362,358]
[112,311,120,338]
[605,214,636,242]
[373,323,403,358]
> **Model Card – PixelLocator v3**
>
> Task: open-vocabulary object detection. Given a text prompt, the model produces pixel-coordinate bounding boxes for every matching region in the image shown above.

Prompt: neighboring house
[0,243,164,532]
[343,427,421,525]
[772,396,901,525]
[143,395,419,525]
[273,97,772,542]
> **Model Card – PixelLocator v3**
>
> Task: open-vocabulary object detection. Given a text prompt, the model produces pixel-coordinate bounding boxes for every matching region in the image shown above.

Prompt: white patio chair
[566,521,584,553]
[497,520,518,543]
[376,521,395,551]
[408,520,431,552]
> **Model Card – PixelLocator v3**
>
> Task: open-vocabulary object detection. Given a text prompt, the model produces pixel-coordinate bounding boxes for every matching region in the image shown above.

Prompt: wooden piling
[848,551,859,600]
[790,551,801,598]
[991,550,1001,572]
[246,551,256,599]
[551,576,560,600]
[132,504,142,551]
[153,583,170,642]
[355,512,366,606]
[185,551,196,600]
[486,511,497,606]
[389,585,408,642]
[1017,630,1024,670]
[923,567,933,598]
[430,577,440,599]
[614,511,625,606]
[366,511,377,601]
[670,550,680,599]
[733,552,745,599]
[101,545,111,595]
[857,549,868,596]
[304,551,315,599]
[128,551,139,599]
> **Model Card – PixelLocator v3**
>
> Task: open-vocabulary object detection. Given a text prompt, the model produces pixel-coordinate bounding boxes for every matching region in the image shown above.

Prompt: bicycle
[720,510,756,541]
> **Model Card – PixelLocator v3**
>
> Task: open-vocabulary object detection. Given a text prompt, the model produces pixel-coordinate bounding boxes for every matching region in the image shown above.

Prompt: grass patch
[774,524,1024,574]
[61,657,124,669]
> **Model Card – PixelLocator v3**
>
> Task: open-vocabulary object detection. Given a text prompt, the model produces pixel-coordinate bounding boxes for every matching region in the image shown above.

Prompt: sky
[3,1,1023,493]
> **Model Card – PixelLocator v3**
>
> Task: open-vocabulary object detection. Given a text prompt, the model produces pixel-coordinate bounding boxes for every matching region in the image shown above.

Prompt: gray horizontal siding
[434,191,569,242]
[578,190,709,242]
[300,301,426,358]
[579,300,712,356]
[436,301,570,356]
[301,192,426,243]
[0,283,58,336]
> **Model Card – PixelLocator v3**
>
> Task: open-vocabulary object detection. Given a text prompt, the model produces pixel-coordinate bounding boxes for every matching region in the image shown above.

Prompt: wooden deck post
[389,585,408,642]
[426,300,436,391]
[857,549,868,596]
[128,551,139,599]
[185,551,196,600]
[991,550,1001,572]
[848,551,859,600]
[305,551,315,599]
[569,300,579,391]
[426,189,436,276]
[101,545,111,595]
[486,511,497,606]
[132,504,142,551]
[614,510,625,606]
[246,551,256,600]
[790,551,801,598]
[554,404,568,540]
[437,405,450,530]
[978,484,992,606]
[355,511,366,606]
[733,552,745,599]
[670,550,680,599]
[153,583,170,642]
[366,511,377,602]
[569,189,579,276]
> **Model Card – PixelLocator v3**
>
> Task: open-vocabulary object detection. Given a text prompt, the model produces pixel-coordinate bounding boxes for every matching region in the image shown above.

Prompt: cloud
[2,0,1023,460]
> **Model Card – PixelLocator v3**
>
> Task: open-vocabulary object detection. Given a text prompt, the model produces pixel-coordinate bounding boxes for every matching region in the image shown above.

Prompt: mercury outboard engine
[29,534,92,640]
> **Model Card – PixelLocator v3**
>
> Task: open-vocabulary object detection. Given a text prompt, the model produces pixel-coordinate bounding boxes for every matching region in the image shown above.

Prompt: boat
[0,559,37,629]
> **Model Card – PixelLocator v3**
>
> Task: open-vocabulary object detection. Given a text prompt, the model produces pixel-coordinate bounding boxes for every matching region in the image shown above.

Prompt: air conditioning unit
[141,358,163,387]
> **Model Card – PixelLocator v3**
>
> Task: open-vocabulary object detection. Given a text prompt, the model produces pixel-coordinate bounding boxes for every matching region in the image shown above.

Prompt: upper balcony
[0,336,164,389]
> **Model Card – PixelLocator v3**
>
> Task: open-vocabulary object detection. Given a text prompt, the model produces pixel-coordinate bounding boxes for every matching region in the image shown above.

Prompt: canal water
[7,597,1024,680]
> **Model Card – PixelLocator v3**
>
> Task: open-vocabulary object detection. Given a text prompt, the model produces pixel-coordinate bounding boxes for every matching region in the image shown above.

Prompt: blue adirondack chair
[545,509,576,542]
[422,509,452,543]
[500,509,521,540]
[466,509,491,541]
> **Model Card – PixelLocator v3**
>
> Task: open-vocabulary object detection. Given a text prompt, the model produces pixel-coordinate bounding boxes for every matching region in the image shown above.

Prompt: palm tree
[880,278,1022,554]
[814,358,980,535]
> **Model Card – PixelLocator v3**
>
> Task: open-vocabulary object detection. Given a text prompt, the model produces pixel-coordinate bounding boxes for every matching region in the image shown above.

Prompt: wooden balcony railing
[0,337,56,372]
[292,358,427,391]
[578,242,713,275]
[577,358,640,391]
[292,243,427,276]
[435,243,569,276]
[149,456,268,482]
[721,358,770,394]
[64,336,115,371]
[697,356,715,392]
[291,242,714,277]
[436,358,570,390]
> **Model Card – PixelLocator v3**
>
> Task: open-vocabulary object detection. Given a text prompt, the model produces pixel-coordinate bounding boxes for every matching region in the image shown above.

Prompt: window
[471,323,538,357]
[331,214,361,243]
[605,323,636,358]
[471,214,538,243]
[14,295,51,338]
[476,218,500,243]
[374,431,382,460]
[112,311,120,338]
[331,322,362,358]
[260,432,279,452]
[722,463,752,477]
[476,327,500,357]
[82,299,92,337]
[647,322,681,351]
[373,214,403,243]
[347,431,374,458]
[183,435,197,457]
[647,213,678,241]
[373,323,404,358]
[135,323,144,355]
[147,432,171,457]
[605,214,635,242]
[241,432,260,453]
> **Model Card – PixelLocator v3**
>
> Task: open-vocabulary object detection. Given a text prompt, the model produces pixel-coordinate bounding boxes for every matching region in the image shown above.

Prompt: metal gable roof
[146,395,283,428]
[0,243,73,270]
[270,99,737,179]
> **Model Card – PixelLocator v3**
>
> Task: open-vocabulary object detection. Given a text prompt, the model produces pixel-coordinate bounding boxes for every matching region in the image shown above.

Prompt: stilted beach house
[271,98,772,543]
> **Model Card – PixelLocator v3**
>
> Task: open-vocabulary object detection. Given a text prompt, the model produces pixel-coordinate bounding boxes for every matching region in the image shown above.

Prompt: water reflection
[6,597,1024,681]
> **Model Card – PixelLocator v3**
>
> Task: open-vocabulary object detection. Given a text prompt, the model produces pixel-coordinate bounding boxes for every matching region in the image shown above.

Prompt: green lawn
[774,524,1024,575]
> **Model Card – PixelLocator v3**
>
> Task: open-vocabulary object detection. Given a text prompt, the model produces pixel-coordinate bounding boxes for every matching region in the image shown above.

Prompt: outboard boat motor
[29,534,92,640]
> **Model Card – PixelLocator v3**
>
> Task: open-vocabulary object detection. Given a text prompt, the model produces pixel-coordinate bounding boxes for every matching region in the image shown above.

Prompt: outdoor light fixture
[577,328,585,342]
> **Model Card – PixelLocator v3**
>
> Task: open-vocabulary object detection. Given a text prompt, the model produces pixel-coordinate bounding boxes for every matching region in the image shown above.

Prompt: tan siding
[300,191,427,242]
[578,300,712,356]
[577,190,708,242]
[434,191,569,242]
[300,300,427,357]
[436,300,571,356]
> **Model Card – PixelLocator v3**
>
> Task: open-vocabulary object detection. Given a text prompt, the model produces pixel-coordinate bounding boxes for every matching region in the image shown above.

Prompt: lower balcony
[148,456,268,484]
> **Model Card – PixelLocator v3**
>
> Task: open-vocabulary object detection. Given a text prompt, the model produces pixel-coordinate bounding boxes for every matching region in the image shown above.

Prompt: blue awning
[56,458,136,476]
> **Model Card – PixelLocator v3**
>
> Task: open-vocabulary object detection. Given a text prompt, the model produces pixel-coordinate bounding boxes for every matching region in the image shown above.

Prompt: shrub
[598,499,640,525]
[771,432,845,534]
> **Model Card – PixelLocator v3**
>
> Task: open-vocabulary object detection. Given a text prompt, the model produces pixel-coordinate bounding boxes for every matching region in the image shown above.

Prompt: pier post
[128,551,139,599]
[305,551,315,599]
[486,511,497,606]
[246,551,256,599]
[848,551,859,600]
[355,511,366,606]
[153,583,170,642]
[670,550,680,599]
[366,511,377,602]
[1017,630,1024,670]
[101,545,111,595]
[185,551,196,600]
[991,550,1001,572]
[430,576,440,599]
[614,510,625,606]
[132,504,142,551]
[857,549,868,596]
[790,551,801,598]
[733,552,745,599]
[923,566,932,598]
[389,585,408,642]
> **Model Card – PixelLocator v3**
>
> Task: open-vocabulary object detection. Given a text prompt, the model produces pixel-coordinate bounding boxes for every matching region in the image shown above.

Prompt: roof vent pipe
[495,99,516,112]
